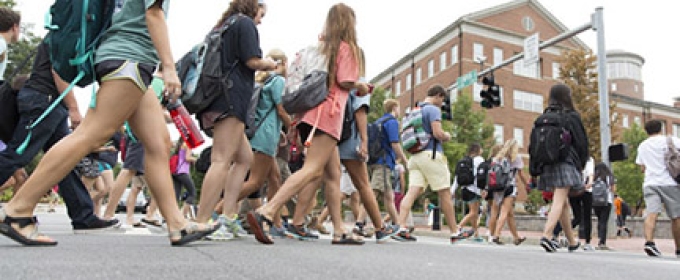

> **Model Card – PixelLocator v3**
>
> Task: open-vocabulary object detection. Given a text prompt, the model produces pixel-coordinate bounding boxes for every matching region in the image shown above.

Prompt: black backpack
[476,160,492,190]
[367,116,394,164]
[529,107,572,176]
[195,146,212,174]
[455,156,475,185]
[591,177,610,207]
[338,98,354,144]
[176,15,242,114]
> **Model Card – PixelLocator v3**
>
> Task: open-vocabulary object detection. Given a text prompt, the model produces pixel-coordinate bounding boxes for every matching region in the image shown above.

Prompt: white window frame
[634,116,641,125]
[428,59,434,78]
[513,90,543,113]
[406,74,412,90]
[514,58,540,78]
[395,80,402,97]
[674,124,680,138]
[513,127,524,147]
[494,124,504,145]
[493,47,503,66]
[611,83,617,92]
[440,52,447,72]
[552,62,560,79]
[622,114,629,128]
[451,45,458,65]
[473,43,484,63]
[416,67,422,85]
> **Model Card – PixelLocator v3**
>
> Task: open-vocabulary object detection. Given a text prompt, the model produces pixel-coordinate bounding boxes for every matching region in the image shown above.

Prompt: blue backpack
[16,0,115,154]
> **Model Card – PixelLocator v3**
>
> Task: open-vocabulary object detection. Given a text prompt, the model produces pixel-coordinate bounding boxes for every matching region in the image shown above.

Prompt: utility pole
[594,7,611,167]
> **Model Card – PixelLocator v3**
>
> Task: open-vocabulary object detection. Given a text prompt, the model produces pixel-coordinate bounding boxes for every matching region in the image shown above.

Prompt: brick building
[371,0,680,152]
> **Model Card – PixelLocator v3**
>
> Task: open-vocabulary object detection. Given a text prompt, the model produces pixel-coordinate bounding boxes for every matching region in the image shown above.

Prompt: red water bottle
[167,101,204,149]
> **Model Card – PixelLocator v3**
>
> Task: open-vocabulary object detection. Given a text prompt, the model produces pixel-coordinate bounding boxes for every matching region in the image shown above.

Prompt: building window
[428,59,434,78]
[451,45,459,65]
[522,16,535,31]
[416,67,422,85]
[406,74,412,90]
[514,58,540,78]
[674,124,680,138]
[634,116,641,125]
[493,47,503,66]
[552,62,560,79]
[513,90,543,113]
[634,84,639,93]
[513,127,524,147]
[622,114,629,128]
[473,82,504,106]
[611,83,617,92]
[440,52,447,72]
[473,43,484,63]
[395,80,402,97]
[607,61,642,80]
[494,124,504,145]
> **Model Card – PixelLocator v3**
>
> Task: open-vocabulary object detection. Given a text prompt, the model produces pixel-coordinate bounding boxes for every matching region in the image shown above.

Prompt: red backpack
[169,153,180,174]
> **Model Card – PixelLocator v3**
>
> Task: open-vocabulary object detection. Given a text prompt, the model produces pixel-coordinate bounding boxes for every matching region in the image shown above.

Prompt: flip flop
[245,211,273,245]
[170,222,220,246]
[132,222,146,228]
[141,218,163,227]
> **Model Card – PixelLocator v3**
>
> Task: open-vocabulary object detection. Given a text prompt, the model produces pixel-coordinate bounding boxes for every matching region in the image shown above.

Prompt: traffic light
[479,74,501,108]
[441,96,452,120]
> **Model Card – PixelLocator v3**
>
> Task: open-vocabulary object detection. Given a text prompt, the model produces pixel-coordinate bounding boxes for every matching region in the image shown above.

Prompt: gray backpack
[665,136,680,184]
[591,177,610,207]
[282,44,329,114]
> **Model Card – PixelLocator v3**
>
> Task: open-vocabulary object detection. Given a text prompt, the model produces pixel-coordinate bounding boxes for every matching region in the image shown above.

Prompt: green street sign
[456,70,477,89]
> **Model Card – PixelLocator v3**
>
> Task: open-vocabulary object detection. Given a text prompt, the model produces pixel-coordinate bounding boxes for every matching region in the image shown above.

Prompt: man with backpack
[394,85,466,243]
[635,119,680,257]
[368,99,408,231]
[0,41,120,232]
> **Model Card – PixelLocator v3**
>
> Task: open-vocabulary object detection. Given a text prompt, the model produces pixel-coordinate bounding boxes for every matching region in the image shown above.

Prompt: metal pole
[594,7,611,166]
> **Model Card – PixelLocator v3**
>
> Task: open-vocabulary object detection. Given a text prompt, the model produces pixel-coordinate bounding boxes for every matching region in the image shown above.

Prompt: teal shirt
[250,75,284,157]
[95,0,170,65]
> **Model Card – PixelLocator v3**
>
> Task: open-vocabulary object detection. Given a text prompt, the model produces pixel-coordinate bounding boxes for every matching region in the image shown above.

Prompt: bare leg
[103,169,136,219]
[542,187,570,239]
[343,160,383,229]
[397,186,424,227]
[644,212,658,243]
[438,188,459,234]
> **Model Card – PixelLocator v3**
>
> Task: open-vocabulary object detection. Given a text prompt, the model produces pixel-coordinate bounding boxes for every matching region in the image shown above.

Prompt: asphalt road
[0,206,678,280]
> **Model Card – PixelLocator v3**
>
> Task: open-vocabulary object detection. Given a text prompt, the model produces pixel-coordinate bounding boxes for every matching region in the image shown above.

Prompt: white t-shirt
[451,155,484,195]
[0,36,8,81]
[583,157,595,192]
[509,156,524,186]
[636,135,680,187]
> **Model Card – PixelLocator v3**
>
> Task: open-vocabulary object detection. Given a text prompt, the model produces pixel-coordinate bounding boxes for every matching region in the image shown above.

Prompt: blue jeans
[0,87,98,228]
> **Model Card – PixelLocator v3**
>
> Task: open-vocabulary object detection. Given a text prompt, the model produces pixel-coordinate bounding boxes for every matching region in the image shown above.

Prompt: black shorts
[461,188,481,203]
[123,140,145,174]
[198,87,250,133]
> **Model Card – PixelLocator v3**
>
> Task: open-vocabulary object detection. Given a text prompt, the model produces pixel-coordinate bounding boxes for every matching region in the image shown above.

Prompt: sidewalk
[413,225,677,256]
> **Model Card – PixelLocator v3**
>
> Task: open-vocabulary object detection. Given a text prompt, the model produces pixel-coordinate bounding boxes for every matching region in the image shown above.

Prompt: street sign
[456,69,477,89]
[524,33,540,65]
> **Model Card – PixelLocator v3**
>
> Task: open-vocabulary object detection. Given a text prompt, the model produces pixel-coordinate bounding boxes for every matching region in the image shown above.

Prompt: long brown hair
[214,0,259,29]
[320,3,362,87]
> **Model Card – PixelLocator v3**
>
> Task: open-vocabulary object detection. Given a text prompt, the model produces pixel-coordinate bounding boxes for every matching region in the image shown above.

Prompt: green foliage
[367,87,388,123]
[612,122,646,206]
[2,0,43,78]
[0,0,17,8]
[0,188,13,202]
[449,91,495,148]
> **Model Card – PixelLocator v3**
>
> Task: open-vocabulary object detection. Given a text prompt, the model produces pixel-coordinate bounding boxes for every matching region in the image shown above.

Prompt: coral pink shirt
[300,42,358,141]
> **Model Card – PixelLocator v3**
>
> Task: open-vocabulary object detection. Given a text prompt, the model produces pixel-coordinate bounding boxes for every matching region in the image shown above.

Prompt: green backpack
[400,105,432,154]
[16,0,116,154]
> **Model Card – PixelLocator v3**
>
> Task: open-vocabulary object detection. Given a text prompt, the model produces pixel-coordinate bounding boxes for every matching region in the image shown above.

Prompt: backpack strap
[251,75,280,134]
[420,103,439,160]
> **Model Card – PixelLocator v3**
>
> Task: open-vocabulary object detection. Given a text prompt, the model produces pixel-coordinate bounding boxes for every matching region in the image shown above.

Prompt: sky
[12,0,679,145]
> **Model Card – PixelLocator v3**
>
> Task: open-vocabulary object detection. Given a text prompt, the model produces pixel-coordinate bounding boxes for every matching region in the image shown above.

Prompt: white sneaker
[205,224,234,241]
[583,244,595,251]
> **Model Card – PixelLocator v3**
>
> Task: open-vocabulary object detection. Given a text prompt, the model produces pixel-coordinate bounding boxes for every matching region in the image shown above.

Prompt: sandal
[331,233,364,245]
[168,221,219,246]
[141,218,163,227]
[132,222,146,228]
[514,236,527,246]
[0,209,57,246]
[245,211,274,245]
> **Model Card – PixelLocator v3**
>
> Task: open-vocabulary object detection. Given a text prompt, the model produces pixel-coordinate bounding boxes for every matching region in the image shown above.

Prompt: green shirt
[95,0,170,65]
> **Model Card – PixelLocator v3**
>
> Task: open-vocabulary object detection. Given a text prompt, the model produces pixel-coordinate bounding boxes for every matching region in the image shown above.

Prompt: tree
[612,122,646,214]
[557,48,620,163]
[367,87,388,123]
[2,0,43,78]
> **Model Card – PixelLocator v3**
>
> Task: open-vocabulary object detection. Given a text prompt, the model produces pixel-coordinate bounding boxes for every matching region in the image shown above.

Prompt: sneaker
[550,237,562,249]
[540,237,558,253]
[392,229,417,242]
[221,215,247,238]
[285,224,319,240]
[568,241,581,252]
[205,224,234,241]
[597,244,609,250]
[451,232,471,244]
[268,226,287,239]
[644,243,662,257]
[583,244,595,251]
[73,218,122,233]
[375,224,400,243]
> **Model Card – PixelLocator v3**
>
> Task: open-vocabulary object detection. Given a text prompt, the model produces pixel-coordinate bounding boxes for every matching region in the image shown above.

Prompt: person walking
[0,0,217,246]
[591,162,616,250]
[533,84,589,253]
[635,119,680,257]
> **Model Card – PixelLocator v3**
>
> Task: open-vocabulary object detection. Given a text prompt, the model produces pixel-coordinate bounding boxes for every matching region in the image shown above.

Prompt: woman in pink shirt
[247,3,370,245]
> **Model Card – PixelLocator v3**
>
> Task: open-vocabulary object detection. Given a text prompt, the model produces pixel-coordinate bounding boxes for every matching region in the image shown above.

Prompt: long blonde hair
[255,48,288,84]
[495,139,519,162]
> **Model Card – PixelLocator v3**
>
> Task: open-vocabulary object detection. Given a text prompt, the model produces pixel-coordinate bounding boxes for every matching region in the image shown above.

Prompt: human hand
[355,82,370,96]
[162,67,182,104]
[68,108,82,130]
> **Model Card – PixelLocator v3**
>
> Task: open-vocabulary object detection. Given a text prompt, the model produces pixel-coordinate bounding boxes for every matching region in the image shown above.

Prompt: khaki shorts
[407,150,450,191]
[369,164,392,192]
